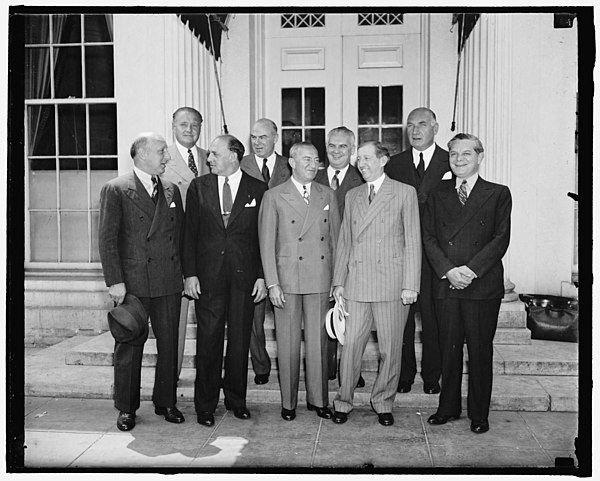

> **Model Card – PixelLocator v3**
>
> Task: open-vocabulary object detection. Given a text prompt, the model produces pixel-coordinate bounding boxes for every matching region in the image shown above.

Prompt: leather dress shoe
[254,373,269,385]
[397,381,412,393]
[230,406,251,420]
[328,373,337,381]
[471,419,490,433]
[356,375,365,388]
[332,411,348,424]
[117,411,136,431]
[197,411,215,426]
[377,412,394,426]
[427,413,460,425]
[154,406,185,424]
[307,403,333,419]
[423,382,441,394]
[281,408,296,421]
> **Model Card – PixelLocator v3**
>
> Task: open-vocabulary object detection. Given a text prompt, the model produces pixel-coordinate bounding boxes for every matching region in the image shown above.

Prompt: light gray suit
[333,176,421,413]
[160,142,209,375]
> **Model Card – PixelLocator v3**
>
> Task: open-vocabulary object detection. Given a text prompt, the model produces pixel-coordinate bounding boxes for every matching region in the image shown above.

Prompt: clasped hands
[446,265,477,290]
[184,276,267,303]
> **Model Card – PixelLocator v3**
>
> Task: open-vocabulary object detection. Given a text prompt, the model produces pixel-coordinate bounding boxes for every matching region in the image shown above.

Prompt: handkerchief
[442,171,453,180]
[169,201,176,208]
[245,198,256,207]
[324,204,329,210]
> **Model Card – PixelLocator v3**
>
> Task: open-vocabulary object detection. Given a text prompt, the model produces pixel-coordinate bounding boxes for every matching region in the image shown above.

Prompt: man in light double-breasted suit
[240,118,291,386]
[259,141,341,422]
[332,141,421,427]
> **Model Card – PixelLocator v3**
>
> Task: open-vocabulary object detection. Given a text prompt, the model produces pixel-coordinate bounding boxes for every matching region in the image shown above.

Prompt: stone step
[25,336,578,412]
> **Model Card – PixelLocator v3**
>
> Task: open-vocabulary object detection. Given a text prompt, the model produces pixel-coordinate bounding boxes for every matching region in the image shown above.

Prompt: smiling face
[289,144,319,184]
[137,135,170,176]
[250,120,278,158]
[207,137,239,177]
[326,131,355,170]
[172,110,202,149]
[449,139,484,179]
[356,143,387,183]
[406,108,438,151]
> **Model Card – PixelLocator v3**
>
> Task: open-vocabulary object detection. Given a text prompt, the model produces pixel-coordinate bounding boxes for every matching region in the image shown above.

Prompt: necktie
[302,185,310,205]
[368,184,376,204]
[151,176,158,204]
[187,149,199,177]
[331,170,340,190]
[458,179,468,205]
[417,152,425,179]
[261,158,271,184]
[222,176,233,226]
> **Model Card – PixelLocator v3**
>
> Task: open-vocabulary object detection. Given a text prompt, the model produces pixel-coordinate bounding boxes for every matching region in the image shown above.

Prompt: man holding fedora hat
[99,132,185,431]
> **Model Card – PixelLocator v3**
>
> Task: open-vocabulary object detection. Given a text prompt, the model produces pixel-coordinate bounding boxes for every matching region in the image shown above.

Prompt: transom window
[25,14,117,265]
[281,14,325,29]
[357,85,403,156]
[358,13,404,26]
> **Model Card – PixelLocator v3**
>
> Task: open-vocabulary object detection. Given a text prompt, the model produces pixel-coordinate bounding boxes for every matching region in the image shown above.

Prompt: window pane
[25,14,50,44]
[27,105,55,156]
[382,86,402,125]
[305,129,326,167]
[382,127,403,156]
[84,14,112,42]
[60,159,88,209]
[358,127,379,145]
[60,211,89,262]
[90,211,101,262]
[30,212,58,261]
[358,87,379,125]
[89,104,117,154]
[25,48,51,99]
[91,170,117,209]
[85,46,114,98]
[90,157,118,170]
[58,104,86,155]
[53,14,81,43]
[304,88,325,126]
[29,162,57,209]
[282,129,302,158]
[282,88,301,127]
[54,46,82,98]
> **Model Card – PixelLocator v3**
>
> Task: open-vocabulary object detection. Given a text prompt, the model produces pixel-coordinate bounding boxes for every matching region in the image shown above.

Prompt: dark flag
[178,14,229,60]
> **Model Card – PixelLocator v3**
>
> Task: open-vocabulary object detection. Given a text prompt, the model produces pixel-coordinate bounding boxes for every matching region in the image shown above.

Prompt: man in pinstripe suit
[331,141,422,426]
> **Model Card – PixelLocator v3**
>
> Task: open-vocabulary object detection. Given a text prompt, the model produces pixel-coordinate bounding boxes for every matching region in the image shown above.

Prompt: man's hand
[401,289,418,305]
[184,276,202,299]
[252,278,267,303]
[446,266,475,290]
[332,286,346,314]
[109,283,126,306]
[268,285,286,309]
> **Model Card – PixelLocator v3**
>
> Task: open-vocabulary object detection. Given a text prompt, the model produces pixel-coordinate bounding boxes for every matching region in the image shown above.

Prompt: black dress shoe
[154,406,185,424]
[281,408,296,421]
[328,373,337,381]
[397,381,412,393]
[423,382,441,394]
[471,419,490,433]
[117,411,136,431]
[197,411,215,426]
[332,411,348,424]
[231,407,251,420]
[427,413,460,425]
[254,373,269,385]
[377,412,394,426]
[356,375,365,388]
[307,403,333,419]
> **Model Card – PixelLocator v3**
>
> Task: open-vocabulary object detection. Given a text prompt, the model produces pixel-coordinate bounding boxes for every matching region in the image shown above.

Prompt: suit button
[291,220,295,224]
[139,216,144,221]
[221,251,225,255]
[147,258,152,263]
[169,236,172,241]
[321,237,324,241]
[171,255,174,260]
[298,238,302,242]
[321,255,325,259]
[299,257,303,260]
[448,241,453,246]
[324,219,327,222]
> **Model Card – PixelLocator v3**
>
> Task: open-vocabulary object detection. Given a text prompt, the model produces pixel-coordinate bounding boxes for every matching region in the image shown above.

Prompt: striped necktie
[302,185,310,205]
[458,179,468,205]
[187,149,198,177]
[331,170,340,190]
[151,176,158,204]
[368,184,376,204]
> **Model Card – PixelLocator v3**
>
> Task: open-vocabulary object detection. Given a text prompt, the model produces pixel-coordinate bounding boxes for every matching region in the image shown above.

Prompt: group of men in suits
[98,104,511,434]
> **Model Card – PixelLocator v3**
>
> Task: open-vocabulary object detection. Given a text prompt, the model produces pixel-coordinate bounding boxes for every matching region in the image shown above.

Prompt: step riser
[25,291,112,309]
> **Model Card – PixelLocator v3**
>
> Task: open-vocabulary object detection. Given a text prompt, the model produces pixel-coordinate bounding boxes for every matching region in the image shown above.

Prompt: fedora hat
[107,294,149,345]
[325,302,346,345]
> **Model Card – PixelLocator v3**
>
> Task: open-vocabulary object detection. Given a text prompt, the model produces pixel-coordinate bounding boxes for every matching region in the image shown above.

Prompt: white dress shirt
[291,176,311,198]
[367,173,386,195]
[412,142,437,171]
[327,164,350,187]
[133,166,155,197]
[455,173,479,198]
[254,152,277,177]
[217,167,243,214]
[176,141,200,173]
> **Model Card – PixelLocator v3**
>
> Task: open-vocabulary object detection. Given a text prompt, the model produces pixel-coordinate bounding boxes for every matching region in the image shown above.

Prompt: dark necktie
[331,170,340,190]
[222,176,233,226]
[261,158,271,184]
[188,149,199,177]
[417,152,425,179]
[368,184,376,204]
[302,185,310,205]
[458,179,468,205]
[151,176,158,204]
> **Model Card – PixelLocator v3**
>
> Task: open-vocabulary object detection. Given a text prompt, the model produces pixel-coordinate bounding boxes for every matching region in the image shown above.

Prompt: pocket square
[245,198,256,207]
[324,204,330,211]
[442,171,453,180]
[169,201,176,208]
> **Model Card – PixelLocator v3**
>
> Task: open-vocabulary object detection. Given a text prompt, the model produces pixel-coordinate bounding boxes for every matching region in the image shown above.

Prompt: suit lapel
[279,179,308,218]
[147,177,167,238]
[204,175,226,230]
[357,177,393,237]
[299,182,326,238]
[444,178,494,239]
[168,146,196,184]
[227,173,252,228]
[270,155,290,188]
[241,155,263,183]
[125,172,156,219]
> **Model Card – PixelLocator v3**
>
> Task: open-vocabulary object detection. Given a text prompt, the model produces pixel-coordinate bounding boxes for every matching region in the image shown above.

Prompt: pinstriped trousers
[334,299,409,414]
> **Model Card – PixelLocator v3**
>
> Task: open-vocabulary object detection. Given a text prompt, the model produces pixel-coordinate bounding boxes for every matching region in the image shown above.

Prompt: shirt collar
[176,140,197,161]
[455,173,479,192]
[254,152,277,164]
[218,166,242,183]
[133,165,153,186]
[368,173,386,193]
[412,143,437,168]
[291,175,311,195]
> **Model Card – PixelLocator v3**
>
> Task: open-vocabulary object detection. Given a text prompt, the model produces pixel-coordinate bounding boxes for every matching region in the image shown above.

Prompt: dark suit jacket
[422,177,512,300]
[314,164,364,219]
[99,171,184,298]
[182,171,267,292]
[240,153,291,189]
[385,144,451,210]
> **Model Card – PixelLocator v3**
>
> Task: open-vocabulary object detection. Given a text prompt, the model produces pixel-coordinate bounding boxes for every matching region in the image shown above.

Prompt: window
[25,14,117,265]
[281,87,326,164]
[358,13,404,26]
[281,14,325,29]
[357,85,403,156]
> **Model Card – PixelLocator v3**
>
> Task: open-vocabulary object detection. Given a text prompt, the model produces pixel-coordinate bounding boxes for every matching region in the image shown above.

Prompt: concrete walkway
[23,396,578,471]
